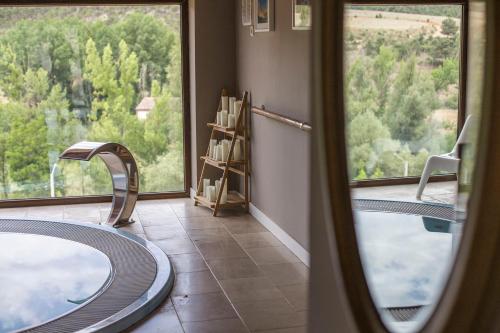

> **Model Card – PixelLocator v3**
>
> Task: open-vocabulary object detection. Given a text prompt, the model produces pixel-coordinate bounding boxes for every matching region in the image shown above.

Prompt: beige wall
[189,0,236,188]
[236,1,311,249]
[188,0,310,250]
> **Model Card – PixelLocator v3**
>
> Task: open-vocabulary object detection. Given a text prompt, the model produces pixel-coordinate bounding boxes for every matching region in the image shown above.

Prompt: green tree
[84,37,148,190]
[144,92,182,161]
[0,19,79,90]
[118,40,139,113]
[84,40,119,117]
[355,168,367,181]
[427,36,459,65]
[441,18,458,37]
[0,104,11,198]
[6,103,49,196]
[364,32,386,57]
[23,68,49,107]
[115,13,176,90]
[345,58,377,121]
[41,84,85,152]
[348,111,391,177]
[165,37,182,97]
[372,46,395,116]
[40,84,86,196]
[151,79,161,97]
[386,56,438,142]
[143,149,184,192]
[0,44,23,100]
[432,58,459,91]
[371,167,384,179]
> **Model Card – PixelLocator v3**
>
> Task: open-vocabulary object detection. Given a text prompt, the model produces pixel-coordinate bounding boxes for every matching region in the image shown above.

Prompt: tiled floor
[0,199,309,333]
[0,181,455,332]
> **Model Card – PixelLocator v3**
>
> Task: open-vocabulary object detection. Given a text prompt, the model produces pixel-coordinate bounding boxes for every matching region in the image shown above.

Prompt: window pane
[0,5,184,199]
[344,5,462,181]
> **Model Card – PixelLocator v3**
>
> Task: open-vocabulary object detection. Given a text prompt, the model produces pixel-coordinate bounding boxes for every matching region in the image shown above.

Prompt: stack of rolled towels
[202,177,228,203]
[209,138,242,162]
[216,96,243,128]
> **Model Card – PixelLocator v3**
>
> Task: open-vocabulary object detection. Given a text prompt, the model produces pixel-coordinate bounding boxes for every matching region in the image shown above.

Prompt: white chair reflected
[416,115,474,200]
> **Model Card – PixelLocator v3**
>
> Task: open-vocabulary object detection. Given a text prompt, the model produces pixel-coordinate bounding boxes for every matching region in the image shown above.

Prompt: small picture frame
[292,0,312,30]
[254,0,274,32]
[242,0,252,26]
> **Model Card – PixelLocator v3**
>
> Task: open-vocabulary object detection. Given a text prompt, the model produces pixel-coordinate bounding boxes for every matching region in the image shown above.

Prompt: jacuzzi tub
[353,199,462,332]
[0,219,174,333]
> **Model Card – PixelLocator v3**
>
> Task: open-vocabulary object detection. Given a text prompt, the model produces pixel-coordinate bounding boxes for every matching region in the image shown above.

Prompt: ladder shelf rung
[200,157,245,176]
[207,123,245,140]
[195,191,246,209]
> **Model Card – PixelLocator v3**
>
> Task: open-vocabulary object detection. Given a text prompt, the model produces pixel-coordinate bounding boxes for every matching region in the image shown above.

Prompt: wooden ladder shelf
[194,89,250,216]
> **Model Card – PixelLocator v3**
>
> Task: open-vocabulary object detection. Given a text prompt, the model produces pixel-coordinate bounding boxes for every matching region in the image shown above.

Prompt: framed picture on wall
[292,0,311,30]
[254,0,274,32]
[242,0,252,26]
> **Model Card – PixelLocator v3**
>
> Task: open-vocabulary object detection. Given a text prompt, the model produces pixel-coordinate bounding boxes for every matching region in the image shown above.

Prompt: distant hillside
[0,5,180,32]
[345,5,462,18]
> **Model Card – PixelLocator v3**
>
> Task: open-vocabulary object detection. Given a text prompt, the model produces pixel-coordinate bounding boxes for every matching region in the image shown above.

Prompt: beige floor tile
[172,205,213,218]
[140,215,180,227]
[64,216,101,224]
[125,306,183,333]
[144,224,187,240]
[99,209,111,223]
[260,263,309,287]
[0,207,28,218]
[117,220,145,235]
[136,202,176,215]
[222,220,267,234]
[195,238,248,260]
[167,198,196,207]
[233,232,282,249]
[206,257,264,280]
[172,271,221,296]
[182,318,249,333]
[219,213,259,224]
[235,298,307,331]
[219,276,283,303]
[153,237,198,255]
[27,206,65,219]
[173,292,238,322]
[136,199,176,207]
[169,253,208,273]
[214,209,249,218]
[63,204,102,219]
[259,326,307,333]
[137,210,178,221]
[246,246,301,265]
[180,216,224,230]
[277,284,309,311]
[186,227,233,242]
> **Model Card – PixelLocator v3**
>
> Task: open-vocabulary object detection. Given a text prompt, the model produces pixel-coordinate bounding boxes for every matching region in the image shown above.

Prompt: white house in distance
[135,97,155,120]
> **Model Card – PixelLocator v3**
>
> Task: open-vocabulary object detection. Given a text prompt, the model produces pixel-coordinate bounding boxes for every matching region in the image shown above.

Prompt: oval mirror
[342,1,486,332]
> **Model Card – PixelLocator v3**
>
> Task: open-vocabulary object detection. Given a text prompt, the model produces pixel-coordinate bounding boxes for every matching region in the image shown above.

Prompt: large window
[0,4,187,201]
[344,4,464,183]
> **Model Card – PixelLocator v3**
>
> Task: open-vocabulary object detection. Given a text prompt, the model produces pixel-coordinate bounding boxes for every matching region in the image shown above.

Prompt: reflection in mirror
[343,2,486,332]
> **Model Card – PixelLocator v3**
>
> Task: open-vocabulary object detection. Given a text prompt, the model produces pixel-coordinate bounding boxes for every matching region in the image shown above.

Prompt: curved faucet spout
[60,142,139,228]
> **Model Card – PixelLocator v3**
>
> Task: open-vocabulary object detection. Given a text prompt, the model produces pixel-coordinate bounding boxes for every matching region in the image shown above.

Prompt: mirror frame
[314,0,500,332]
